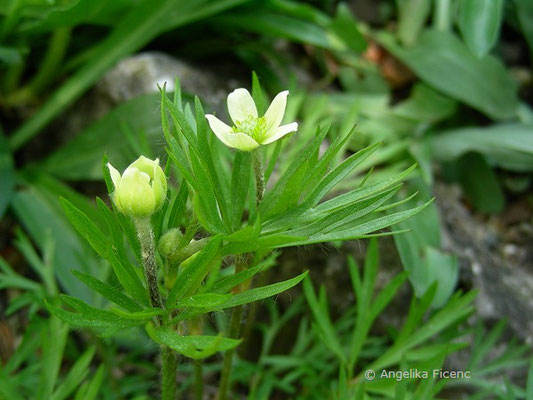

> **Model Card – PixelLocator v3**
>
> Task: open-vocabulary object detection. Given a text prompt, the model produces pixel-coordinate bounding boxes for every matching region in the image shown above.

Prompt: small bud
[158,228,183,259]
[107,156,167,218]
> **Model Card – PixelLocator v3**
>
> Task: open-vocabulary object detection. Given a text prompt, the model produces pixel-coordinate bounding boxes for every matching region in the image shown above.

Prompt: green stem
[217,259,246,400]
[134,218,177,400]
[217,304,244,400]
[162,346,178,400]
[239,267,271,357]
[218,150,264,398]
[194,361,204,400]
[252,150,264,204]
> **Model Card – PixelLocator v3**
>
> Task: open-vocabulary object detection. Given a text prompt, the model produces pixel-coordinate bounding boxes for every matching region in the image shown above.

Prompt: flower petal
[130,155,157,179]
[206,114,260,151]
[227,88,257,123]
[151,158,168,211]
[206,114,233,136]
[261,122,298,145]
[263,90,289,134]
[115,168,155,217]
[218,132,260,151]
[107,162,122,188]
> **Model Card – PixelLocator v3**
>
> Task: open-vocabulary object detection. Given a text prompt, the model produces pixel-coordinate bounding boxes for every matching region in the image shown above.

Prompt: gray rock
[436,182,533,343]
[97,52,241,115]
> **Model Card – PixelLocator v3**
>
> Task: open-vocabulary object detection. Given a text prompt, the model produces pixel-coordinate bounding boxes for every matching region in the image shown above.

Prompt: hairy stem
[134,218,163,315]
[252,150,264,204]
[134,218,177,400]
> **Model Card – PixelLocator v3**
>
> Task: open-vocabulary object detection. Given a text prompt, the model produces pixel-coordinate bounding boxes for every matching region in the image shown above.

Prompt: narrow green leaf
[60,198,108,258]
[210,257,273,294]
[146,324,241,359]
[80,365,105,400]
[312,164,417,215]
[260,124,329,216]
[175,293,231,309]
[51,347,95,400]
[110,307,167,320]
[303,276,346,364]
[289,200,431,245]
[230,151,252,228]
[195,96,231,227]
[286,185,401,237]
[72,270,142,312]
[251,71,268,114]
[38,317,69,400]
[60,198,147,303]
[221,271,308,309]
[302,126,356,195]
[189,151,226,233]
[47,296,146,333]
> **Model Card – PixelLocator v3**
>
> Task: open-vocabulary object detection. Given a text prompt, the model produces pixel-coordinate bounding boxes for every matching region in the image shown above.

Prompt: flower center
[233,116,267,142]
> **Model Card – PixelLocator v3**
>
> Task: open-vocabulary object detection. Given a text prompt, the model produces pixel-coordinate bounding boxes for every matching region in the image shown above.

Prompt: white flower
[205,88,298,151]
[107,156,167,218]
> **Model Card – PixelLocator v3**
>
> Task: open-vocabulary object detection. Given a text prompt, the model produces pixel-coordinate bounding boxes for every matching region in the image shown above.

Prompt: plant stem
[134,218,163,315]
[134,218,177,400]
[252,150,264,204]
[217,304,243,400]
[194,361,204,400]
[239,267,271,357]
[217,258,247,400]
[162,346,178,400]
[218,152,264,398]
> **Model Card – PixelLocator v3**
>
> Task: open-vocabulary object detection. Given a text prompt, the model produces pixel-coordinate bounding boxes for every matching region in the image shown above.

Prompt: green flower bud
[107,156,167,218]
[158,228,183,259]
